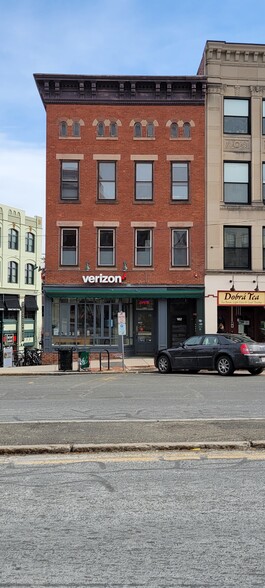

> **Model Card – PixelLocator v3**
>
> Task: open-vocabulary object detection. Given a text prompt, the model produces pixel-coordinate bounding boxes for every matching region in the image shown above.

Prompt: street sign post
[118,312,126,370]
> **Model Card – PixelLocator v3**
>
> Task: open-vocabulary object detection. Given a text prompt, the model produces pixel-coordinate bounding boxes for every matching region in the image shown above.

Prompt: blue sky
[1,0,265,227]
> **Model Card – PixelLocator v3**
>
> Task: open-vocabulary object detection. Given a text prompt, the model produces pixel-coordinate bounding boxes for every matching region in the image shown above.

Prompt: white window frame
[135,229,152,267]
[224,98,249,134]
[224,162,250,204]
[172,229,189,267]
[61,228,78,266]
[25,263,34,285]
[97,228,115,267]
[8,261,18,283]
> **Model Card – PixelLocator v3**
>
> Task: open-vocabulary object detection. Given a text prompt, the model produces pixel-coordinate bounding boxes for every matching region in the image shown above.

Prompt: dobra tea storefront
[218,290,265,341]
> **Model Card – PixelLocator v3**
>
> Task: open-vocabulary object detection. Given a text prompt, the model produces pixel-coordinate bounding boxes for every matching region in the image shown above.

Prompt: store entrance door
[135,308,154,355]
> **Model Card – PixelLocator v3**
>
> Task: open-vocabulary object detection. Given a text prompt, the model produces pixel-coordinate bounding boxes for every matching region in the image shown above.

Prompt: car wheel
[157,354,172,374]
[248,367,264,375]
[216,355,234,376]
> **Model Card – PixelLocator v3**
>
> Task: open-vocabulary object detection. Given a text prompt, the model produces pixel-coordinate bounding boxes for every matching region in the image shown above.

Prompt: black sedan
[154,333,265,376]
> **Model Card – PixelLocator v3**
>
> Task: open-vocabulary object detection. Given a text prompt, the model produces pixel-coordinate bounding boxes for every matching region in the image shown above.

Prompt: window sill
[96,136,118,140]
[170,137,191,140]
[133,267,154,270]
[133,200,154,204]
[60,199,80,203]
[96,199,118,204]
[59,136,81,140]
[133,137,155,140]
[169,267,191,270]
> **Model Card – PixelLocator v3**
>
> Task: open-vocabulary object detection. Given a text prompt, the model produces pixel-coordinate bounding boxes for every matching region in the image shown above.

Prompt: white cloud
[0,134,45,221]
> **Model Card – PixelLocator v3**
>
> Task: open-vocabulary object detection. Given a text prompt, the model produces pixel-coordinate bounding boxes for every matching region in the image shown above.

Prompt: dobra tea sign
[218,291,265,306]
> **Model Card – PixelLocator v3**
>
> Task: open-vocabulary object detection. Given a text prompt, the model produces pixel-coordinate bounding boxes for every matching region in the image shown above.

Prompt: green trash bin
[79,351,90,369]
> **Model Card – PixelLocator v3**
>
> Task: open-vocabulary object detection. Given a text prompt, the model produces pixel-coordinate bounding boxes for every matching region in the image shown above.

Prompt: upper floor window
[110,122,117,137]
[97,229,115,266]
[263,102,265,135]
[224,99,250,134]
[263,228,265,270]
[98,162,116,200]
[8,228,18,250]
[8,261,18,283]
[172,229,189,267]
[170,123,178,138]
[263,163,265,203]
[61,161,79,201]
[134,123,142,138]
[59,121,67,137]
[135,162,153,200]
[25,263,34,285]
[224,162,250,204]
[61,228,78,266]
[224,226,251,270]
[25,232,35,253]
[183,122,191,138]
[146,123,154,138]
[135,229,152,266]
[72,121,80,137]
[97,122,105,137]
[171,162,189,201]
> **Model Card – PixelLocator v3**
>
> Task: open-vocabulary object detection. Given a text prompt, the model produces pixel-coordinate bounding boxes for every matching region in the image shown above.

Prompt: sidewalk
[0,356,156,376]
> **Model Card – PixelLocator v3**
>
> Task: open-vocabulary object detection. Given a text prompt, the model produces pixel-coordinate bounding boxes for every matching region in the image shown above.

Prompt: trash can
[79,350,90,369]
[58,348,73,371]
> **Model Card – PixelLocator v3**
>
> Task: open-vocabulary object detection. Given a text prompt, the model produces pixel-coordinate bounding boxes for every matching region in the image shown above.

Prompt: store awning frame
[4,295,21,311]
[45,286,204,300]
[24,295,39,311]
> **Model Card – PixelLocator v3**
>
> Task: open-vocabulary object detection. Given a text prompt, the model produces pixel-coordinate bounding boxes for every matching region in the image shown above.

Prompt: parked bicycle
[13,348,42,367]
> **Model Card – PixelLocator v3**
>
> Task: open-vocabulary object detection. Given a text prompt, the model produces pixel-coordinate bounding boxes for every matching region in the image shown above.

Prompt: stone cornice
[34,74,206,107]
[205,41,265,67]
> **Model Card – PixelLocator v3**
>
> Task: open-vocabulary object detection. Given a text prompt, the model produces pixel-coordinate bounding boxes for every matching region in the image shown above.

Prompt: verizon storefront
[217,290,265,342]
[43,273,204,356]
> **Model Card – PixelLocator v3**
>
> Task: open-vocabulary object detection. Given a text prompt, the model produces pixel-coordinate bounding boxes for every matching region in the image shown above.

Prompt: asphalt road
[0,373,265,448]
[1,450,265,587]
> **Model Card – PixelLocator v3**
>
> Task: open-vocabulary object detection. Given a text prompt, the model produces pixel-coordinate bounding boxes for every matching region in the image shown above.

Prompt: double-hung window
[61,161,79,200]
[98,229,115,266]
[263,228,265,270]
[224,99,250,134]
[98,162,116,200]
[135,162,153,200]
[8,261,18,283]
[8,228,18,250]
[172,229,189,267]
[263,163,265,202]
[61,228,78,266]
[135,229,152,266]
[25,232,35,252]
[224,226,251,270]
[25,263,34,285]
[224,162,250,204]
[171,163,189,200]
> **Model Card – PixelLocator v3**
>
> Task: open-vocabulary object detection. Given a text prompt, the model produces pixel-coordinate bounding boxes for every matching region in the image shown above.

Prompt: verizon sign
[82,273,123,284]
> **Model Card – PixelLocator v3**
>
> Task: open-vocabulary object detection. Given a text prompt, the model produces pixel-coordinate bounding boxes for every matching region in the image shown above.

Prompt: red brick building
[34,74,206,356]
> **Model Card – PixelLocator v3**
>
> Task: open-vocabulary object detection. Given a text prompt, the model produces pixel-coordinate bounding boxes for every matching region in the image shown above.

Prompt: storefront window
[51,298,133,347]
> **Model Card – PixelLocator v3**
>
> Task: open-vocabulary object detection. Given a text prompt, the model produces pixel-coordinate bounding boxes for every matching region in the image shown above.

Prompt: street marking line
[1,450,265,467]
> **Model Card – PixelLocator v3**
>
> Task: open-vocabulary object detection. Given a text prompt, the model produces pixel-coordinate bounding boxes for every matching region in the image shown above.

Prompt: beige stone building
[0,204,43,360]
[200,40,265,340]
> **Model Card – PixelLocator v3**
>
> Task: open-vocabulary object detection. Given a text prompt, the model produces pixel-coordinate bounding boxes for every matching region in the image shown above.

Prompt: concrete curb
[1,440,265,455]
[0,368,156,377]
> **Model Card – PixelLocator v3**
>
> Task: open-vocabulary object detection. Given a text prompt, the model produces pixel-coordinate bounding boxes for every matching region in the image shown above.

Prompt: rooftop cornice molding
[34,74,206,107]
[204,41,265,66]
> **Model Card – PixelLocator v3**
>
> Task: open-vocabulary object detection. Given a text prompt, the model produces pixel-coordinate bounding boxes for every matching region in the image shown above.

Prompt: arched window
[183,122,191,138]
[110,122,117,137]
[72,121,80,137]
[134,122,142,138]
[170,123,178,138]
[8,228,18,250]
[97,122,105,137]
[147,123,154,138]
[25,232,35,253]
[25,263,34,285]
[59,121,68,137]
[8,261,18,283]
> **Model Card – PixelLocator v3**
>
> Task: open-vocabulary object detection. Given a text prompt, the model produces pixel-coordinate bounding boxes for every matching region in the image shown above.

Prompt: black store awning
[24,295,38,311]
[0,295,5,311]
[4,295,21,311]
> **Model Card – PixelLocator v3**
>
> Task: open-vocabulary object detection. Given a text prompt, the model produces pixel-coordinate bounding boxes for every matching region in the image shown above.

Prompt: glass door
[135,304,154,355]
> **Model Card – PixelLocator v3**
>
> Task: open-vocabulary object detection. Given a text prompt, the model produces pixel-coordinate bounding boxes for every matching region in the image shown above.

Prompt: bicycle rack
[99,349,110,371]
